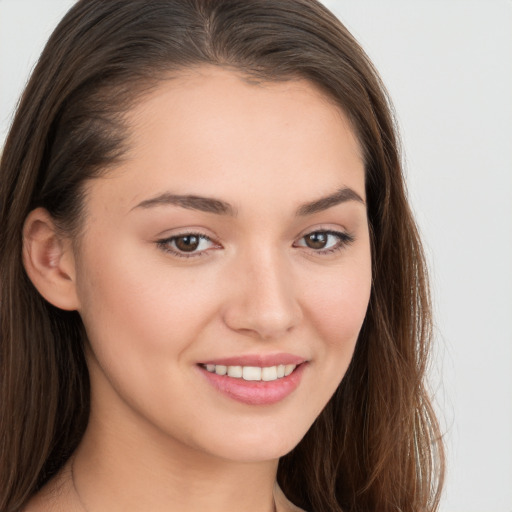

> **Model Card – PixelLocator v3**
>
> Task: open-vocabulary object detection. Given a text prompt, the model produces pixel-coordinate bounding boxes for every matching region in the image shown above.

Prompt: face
[73,67,372,463]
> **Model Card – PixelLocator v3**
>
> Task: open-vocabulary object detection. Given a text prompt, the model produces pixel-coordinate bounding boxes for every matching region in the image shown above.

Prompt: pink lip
[197,361,308,406]
[199,353,307,367]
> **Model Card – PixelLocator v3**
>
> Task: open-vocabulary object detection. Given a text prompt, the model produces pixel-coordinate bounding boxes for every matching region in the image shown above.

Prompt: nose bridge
[223,243,302,339]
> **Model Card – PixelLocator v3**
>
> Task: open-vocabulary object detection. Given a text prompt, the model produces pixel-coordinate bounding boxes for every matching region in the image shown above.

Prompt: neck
[70,402,279,512]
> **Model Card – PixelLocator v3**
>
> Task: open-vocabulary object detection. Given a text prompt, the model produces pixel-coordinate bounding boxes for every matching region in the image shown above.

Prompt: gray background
[1,1,511,510]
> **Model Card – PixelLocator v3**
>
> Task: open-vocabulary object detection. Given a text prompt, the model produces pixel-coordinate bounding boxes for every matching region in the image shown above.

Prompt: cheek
[318,273,370,338]
[306,253,372,345]
[75,235,228,378]
[74,240,225,436]
[299,248,372,396]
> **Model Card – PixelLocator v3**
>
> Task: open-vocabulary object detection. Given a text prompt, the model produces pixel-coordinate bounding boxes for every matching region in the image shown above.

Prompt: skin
[23,67,372,512]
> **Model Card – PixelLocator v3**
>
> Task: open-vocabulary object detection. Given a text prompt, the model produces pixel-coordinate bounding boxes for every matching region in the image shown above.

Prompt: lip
[199,353,307,367]
[197,361,308,406]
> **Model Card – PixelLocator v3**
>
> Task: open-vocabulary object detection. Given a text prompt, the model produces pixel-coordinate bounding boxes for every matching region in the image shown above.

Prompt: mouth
[199,362,301,382]
[197,360,308,405]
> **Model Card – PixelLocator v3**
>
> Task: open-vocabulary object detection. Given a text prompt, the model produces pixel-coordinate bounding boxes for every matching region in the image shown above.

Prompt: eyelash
[156,229,355,260]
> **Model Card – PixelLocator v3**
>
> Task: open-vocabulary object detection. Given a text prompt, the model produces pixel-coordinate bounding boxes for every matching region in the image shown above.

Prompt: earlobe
[22,207,80,311]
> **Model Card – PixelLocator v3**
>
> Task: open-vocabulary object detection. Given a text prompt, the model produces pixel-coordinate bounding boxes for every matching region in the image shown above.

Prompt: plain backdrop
[1,1,511,511]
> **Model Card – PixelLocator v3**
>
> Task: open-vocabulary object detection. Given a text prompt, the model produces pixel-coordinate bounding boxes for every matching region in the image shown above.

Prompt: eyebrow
[134,193,236,215]
[132,187,365,216]
[295,187,365,216]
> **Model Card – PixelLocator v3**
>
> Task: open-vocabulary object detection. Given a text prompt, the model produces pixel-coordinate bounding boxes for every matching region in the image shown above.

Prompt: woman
[0,1,444,511]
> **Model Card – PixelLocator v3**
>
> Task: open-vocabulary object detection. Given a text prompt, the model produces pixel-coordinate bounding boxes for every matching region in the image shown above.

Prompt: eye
[294,230,354,255]
[157,233,218,259]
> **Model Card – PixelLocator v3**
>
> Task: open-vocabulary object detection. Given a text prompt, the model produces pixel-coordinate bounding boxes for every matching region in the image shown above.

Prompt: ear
[22,207,80,311]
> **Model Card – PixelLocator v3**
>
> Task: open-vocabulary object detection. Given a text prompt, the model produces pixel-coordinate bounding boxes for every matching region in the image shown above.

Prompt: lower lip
[197,363,307,405]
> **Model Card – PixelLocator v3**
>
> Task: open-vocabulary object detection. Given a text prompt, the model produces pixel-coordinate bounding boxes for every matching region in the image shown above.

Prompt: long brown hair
[0,1,444,511]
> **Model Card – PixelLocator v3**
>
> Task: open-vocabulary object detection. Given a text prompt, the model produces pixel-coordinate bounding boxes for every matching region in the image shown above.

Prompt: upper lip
[199,353,307,367]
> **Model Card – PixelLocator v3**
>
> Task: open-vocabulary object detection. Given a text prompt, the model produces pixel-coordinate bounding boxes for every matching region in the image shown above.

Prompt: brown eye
[295,230,354,254]
[304,232,329,249]
[157,232,218,259]
[174,235,200,252]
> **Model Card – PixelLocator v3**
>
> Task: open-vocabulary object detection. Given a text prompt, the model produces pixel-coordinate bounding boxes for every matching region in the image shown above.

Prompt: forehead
[87,66,365,218]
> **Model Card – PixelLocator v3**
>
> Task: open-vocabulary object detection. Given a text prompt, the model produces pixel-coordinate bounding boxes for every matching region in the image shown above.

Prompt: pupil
[306,232,327,249]
[176,235,199,252]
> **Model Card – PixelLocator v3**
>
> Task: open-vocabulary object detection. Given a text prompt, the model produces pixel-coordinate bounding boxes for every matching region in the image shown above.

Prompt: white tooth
[206,364,215,372]
[277,364,285,378]
[242,366,262,381]
[227,366,243,378]
[215,365,227,376]
[261,366,278,381]
[284,364,296,376]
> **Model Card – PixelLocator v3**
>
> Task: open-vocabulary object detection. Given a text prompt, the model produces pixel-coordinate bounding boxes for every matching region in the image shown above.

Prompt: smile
[201,363,297,381]
[198,362,307,405]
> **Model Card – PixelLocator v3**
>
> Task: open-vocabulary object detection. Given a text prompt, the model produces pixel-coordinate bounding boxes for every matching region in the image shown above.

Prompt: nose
[222,248,303,340]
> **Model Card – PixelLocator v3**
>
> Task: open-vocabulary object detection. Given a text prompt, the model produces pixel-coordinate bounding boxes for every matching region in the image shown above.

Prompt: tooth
[284,364,296,376]
[207,363,296,380]
[261,366,278,381]
[242,366,262,381]
[215,365,227,376]
[227,366,243,378]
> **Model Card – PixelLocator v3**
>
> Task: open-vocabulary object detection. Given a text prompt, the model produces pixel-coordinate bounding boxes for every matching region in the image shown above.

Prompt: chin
[196,419,309,463]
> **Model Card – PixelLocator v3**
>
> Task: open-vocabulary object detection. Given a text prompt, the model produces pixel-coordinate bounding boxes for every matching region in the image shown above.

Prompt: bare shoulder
[22,465,80,512]
[274,483,309,512]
